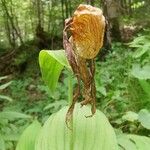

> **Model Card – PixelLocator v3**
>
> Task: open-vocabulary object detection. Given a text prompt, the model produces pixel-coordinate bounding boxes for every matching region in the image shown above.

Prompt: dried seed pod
[35,104,118,150]
[70,4,105,59]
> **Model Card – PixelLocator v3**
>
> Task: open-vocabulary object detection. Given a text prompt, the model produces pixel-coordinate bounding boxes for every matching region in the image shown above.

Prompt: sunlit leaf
[97,86,107,96]
[0,95,13,102]
[0,76,8,81]
[129,36,148,47]
[128,134,150,150]
[138,80,150,98]
[122,111,138,122]
[0,81,12,90]
[35,104,118,150]
[117,134,150,150]
[138,109,150,130]
[132,46,149,58]
[131,64,150,79]
[117,134,137,150]
[39,50,70,95]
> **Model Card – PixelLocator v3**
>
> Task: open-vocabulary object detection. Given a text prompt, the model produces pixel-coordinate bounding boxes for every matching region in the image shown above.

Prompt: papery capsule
[70,4,105,59]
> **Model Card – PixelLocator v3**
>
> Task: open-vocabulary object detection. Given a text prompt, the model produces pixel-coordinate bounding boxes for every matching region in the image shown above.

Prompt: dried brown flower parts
[70,4,105,59]
[63,4,106,126]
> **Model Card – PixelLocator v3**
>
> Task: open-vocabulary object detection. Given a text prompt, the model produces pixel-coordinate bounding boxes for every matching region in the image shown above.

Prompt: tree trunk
[37,0,42,28]
[65,0,69,18]
[1,0,24,45]
[47,1,52,32]
[61,0,65,26]
[102,0,122,41]
[4,14,16,47]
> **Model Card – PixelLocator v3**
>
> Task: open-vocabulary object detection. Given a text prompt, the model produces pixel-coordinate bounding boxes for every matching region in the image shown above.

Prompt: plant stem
[68,71,73,105]
[68,71,74,150]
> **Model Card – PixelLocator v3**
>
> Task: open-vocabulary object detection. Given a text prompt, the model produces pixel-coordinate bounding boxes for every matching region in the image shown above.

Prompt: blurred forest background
[0,0,150,149]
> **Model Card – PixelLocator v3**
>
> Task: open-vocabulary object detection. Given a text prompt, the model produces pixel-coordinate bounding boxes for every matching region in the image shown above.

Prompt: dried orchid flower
[63,4,106,126]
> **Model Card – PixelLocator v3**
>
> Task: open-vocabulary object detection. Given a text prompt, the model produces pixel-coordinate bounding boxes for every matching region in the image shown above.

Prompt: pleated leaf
[128,134,150,150]
[35,104,118,150]
[118,134,150,150]
[16,120,41,150]
[39,50,70,95]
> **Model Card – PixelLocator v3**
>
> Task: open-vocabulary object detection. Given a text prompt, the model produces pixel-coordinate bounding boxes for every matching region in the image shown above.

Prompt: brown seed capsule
[70,4,105,59]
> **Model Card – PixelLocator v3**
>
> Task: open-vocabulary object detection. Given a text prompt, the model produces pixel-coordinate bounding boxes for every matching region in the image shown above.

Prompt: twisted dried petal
[70,4,105,59]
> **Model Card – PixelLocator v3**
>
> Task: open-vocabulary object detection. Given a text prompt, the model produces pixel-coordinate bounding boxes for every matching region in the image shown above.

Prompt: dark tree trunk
[102,0,122,42]
[61,0,65,26]
[65,0,69,18]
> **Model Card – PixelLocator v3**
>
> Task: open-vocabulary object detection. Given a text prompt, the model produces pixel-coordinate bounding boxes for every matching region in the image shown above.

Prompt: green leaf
[97,86,107,96]
[0,81,12,90]
[132,46,149,58]
[131,64,150,79]
[129,36,149,48]
[43,100,67,111]
[117,134,150,150]
[16,120,41,150]
[138,109,150,130]
[2,134,19,141]
[35,104,118,150]
[39,50,70,95]
[0,76,8,81]
[0,95,13,102]
[138,80,150,98]
[117,134,137,150]
[0,135,5,150]
[122,111,138,122]
[129,35,150,58]
[128,134,150,150]
[0,111,31,120]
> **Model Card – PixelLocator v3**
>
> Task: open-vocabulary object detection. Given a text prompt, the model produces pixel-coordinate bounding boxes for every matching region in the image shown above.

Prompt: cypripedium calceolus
[63,4,105,126]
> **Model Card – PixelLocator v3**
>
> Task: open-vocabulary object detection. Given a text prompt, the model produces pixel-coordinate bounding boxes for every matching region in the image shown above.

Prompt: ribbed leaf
[117,134,137,150]
[16,120,41,150]
[35,104,118,150]
[39,50,70,95]
[128,134,150,150]
[117,134,150,150]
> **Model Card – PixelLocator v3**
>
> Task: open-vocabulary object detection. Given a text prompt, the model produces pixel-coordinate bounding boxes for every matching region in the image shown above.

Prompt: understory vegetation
[0,0,150,150]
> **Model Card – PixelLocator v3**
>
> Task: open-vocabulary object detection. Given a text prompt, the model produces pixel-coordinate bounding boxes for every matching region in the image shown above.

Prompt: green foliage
[138,109,150,130]
[118,134,150,150]
[0,76,13,102]
[39,50,70,95]
[0,111,32,150]
[35,104,118,150]
[120,109,150,135]
[16,120,41,150]
[0,76,34,150]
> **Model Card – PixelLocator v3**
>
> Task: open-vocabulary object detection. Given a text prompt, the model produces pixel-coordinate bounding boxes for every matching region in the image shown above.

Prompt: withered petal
[70,4,105,59]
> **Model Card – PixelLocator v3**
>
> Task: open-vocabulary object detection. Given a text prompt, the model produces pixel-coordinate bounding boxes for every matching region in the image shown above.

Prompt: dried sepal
[70,4,105,59]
